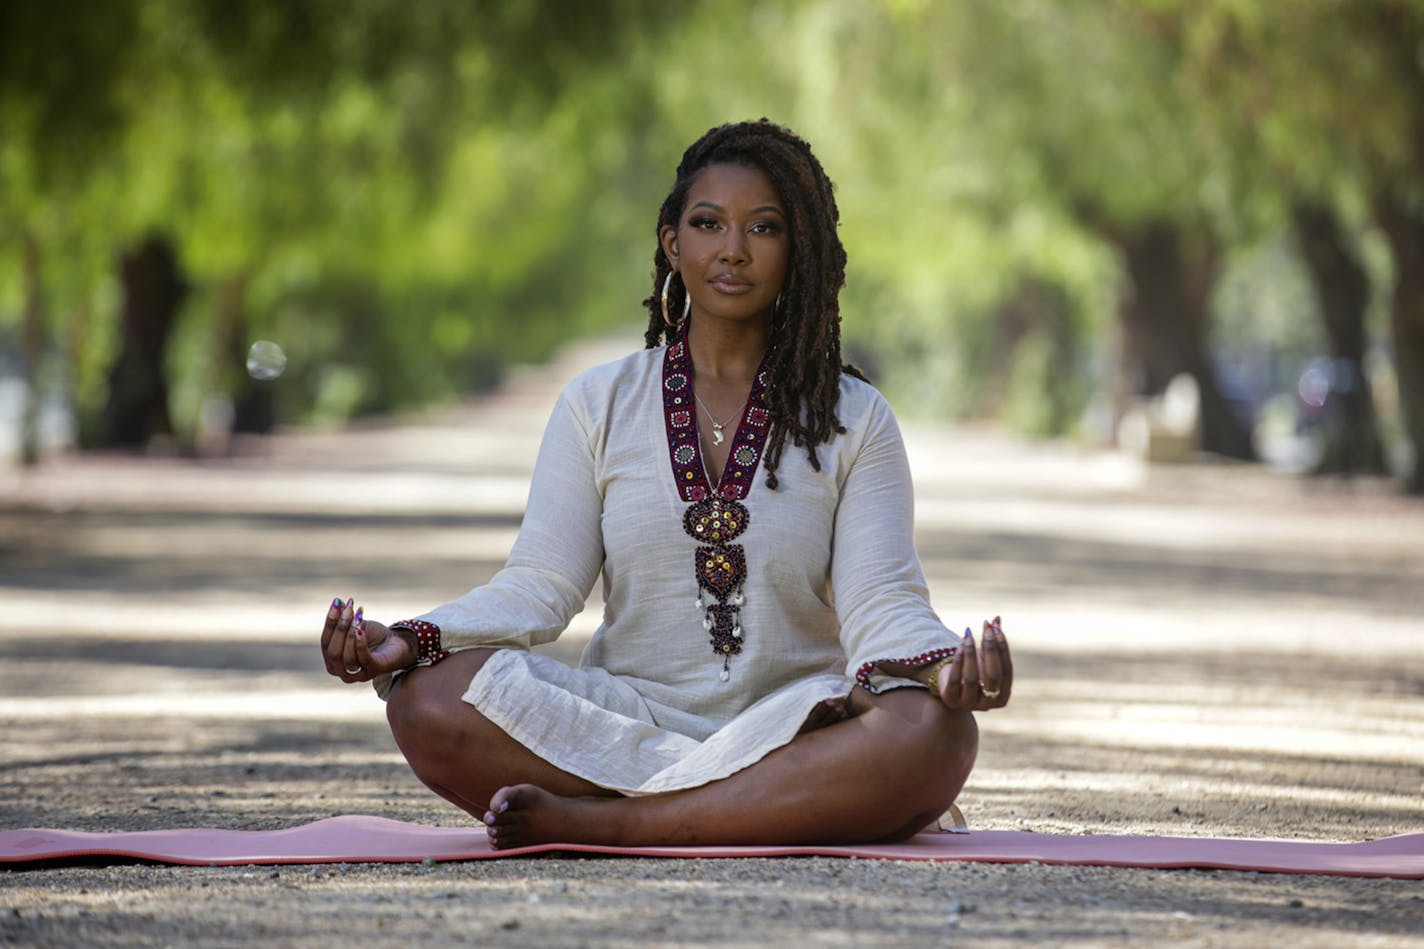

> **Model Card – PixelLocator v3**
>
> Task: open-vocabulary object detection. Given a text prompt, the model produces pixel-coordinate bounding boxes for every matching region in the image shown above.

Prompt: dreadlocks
[642,120,865,491]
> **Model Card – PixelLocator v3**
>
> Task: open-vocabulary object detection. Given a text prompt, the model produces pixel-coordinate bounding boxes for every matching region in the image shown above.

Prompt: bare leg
[385,650,619,816]
[483,686,978,849]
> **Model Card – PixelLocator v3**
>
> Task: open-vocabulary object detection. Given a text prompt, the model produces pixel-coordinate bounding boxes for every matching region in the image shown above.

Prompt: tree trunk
[1375,198,1424,494]
[989,278,1080,435]
[1113,220,1256,461]
[99,234,186,449]
[18,233,45,466]
[1292,202,1387,476]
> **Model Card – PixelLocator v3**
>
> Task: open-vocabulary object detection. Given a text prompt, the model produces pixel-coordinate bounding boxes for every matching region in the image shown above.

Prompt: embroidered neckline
[661,335,771,681]
[662,336,771,503]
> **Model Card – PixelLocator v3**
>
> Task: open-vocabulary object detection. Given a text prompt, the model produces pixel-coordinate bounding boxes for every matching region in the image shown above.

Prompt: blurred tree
[951,0,1260,458]
[1361,1,1424,493]
[1171,0,1423,488]
[102,235,186,447]
[1,0,677,455]
[0,0,144,454]
[1163,0,1389,477]
[1292,203,1385,475]
[5,0,1422,493]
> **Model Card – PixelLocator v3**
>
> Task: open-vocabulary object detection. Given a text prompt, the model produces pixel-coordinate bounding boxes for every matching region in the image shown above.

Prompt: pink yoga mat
[3,816,1420,878]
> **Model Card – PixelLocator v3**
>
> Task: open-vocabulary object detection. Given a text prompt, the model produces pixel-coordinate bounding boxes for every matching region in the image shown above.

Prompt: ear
[659,224,679,266]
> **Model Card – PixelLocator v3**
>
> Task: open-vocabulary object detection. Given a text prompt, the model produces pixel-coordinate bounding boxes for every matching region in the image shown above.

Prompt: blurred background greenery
[2,0,1422,492]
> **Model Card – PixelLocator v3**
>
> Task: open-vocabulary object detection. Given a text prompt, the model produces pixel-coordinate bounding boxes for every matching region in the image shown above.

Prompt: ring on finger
[344,665,363,675]
[980,683,1002,699]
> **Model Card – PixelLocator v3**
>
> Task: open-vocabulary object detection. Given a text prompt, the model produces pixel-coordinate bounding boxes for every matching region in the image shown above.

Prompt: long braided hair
[642,120,865,490]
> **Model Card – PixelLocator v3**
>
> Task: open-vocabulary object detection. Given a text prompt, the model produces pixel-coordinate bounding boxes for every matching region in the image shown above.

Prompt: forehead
[685,162,783,211]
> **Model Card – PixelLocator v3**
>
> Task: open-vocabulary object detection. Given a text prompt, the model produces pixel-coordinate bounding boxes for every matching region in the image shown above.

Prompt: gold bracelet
[922,655,957,692]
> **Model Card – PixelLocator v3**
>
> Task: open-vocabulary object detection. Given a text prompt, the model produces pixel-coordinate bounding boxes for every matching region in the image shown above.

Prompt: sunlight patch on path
[0,689,387,722]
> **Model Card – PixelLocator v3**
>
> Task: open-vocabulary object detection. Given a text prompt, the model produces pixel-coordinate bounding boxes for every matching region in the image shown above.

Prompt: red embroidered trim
[662,336,771,503]
[854,647,958,692]
[662,336,772,678]
[390,619,449,667]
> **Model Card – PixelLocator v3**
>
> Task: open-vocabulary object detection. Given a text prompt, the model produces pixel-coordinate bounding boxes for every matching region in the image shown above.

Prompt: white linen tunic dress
[379,344,961,795]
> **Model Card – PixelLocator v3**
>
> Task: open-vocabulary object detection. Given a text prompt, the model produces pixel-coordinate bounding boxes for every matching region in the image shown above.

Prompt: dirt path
[3,336,1422,946]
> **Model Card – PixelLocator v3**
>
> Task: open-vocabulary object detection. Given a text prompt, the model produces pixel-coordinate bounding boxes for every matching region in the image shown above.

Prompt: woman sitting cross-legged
[319,119,1013,850]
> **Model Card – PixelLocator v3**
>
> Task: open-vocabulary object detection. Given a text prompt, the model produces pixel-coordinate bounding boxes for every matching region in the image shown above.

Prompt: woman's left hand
[933,617,1012,711]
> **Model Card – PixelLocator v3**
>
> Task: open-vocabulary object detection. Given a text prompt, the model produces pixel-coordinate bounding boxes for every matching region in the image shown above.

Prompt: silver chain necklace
[694,392,742,446]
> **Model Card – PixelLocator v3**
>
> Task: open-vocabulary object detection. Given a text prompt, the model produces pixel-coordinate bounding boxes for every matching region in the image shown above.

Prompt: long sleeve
[411,387,606,651]
[830,393,957,692]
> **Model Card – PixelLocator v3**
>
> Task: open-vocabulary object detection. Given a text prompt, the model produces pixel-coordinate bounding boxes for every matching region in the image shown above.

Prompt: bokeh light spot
[247,341,288,381]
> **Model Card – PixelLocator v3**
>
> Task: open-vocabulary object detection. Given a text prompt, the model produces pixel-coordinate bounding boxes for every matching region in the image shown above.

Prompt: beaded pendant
[661,335,771,682]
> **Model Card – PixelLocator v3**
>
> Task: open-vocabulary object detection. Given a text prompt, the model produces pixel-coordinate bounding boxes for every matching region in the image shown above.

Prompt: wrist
[390,619,449,667]
[920,655,957,694]
[855,647,958,692]
[391,628,420,668]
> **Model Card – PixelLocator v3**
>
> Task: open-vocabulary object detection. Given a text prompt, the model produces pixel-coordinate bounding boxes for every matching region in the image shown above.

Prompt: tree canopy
[3,0,1422,489]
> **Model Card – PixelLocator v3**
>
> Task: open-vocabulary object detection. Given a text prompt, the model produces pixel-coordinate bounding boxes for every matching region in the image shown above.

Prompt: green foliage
[1,0,1420,456]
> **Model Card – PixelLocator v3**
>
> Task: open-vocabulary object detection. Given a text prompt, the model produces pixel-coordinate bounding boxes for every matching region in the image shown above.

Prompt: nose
[719,228,749,265]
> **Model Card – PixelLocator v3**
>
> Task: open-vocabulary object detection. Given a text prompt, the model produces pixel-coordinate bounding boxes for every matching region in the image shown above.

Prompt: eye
[689,215,720,231]
[751,220,783,235]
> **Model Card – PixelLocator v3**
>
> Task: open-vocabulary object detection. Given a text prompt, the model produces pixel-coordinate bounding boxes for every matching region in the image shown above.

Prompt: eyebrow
[688,201,786,218]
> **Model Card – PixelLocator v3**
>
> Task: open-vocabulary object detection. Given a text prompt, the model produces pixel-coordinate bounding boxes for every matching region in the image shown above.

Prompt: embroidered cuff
[390,619,450,667]
[855,647,958,693]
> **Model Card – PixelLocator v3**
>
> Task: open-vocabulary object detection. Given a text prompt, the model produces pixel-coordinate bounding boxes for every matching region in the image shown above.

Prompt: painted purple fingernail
[498,801,509,813]
[963,627,974,646]
[331,597,342,610]
[484,812,496,825]
[354,606,363,622]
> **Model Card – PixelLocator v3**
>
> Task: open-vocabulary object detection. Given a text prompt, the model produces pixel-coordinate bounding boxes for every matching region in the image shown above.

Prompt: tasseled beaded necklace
[660,335,771,683]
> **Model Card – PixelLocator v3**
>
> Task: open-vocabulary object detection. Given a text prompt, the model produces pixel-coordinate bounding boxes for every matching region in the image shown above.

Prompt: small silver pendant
[711,424,725,446]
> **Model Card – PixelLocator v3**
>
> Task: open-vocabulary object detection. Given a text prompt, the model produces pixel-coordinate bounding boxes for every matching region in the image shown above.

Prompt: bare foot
[483,784,620,850]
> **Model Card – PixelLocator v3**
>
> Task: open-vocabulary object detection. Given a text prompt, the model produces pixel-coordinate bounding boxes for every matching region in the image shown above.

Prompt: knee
[902,701,977,792]
[928,707,978,789]
[869,689,978,766]
[385,675,443,752]
[866,691,978,824]
[385,650,495,767]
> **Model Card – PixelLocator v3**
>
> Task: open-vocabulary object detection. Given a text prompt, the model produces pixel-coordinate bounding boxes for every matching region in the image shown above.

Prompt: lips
[710,273,753,294]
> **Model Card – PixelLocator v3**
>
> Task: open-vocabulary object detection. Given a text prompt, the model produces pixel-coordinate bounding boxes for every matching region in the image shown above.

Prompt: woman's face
[660,162,789,330]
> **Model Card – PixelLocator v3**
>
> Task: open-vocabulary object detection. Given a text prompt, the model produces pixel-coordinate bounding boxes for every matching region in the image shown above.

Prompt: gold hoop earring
[661,272,690,329]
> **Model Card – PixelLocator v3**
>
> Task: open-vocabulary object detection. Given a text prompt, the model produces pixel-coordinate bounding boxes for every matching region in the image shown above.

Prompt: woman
[320,120,1012,849]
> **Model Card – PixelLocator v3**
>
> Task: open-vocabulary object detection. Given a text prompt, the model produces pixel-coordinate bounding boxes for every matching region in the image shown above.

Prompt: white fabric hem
[461,651,854,796]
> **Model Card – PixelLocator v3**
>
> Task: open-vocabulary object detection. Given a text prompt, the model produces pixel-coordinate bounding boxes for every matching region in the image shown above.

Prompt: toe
[489,785,518,816]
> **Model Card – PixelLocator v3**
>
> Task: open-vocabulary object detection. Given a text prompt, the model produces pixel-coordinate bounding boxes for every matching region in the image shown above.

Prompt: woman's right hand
[320,597,416,683]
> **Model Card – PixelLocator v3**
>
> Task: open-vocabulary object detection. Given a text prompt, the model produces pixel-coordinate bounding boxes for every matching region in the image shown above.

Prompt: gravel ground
[3,338,1423,946]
